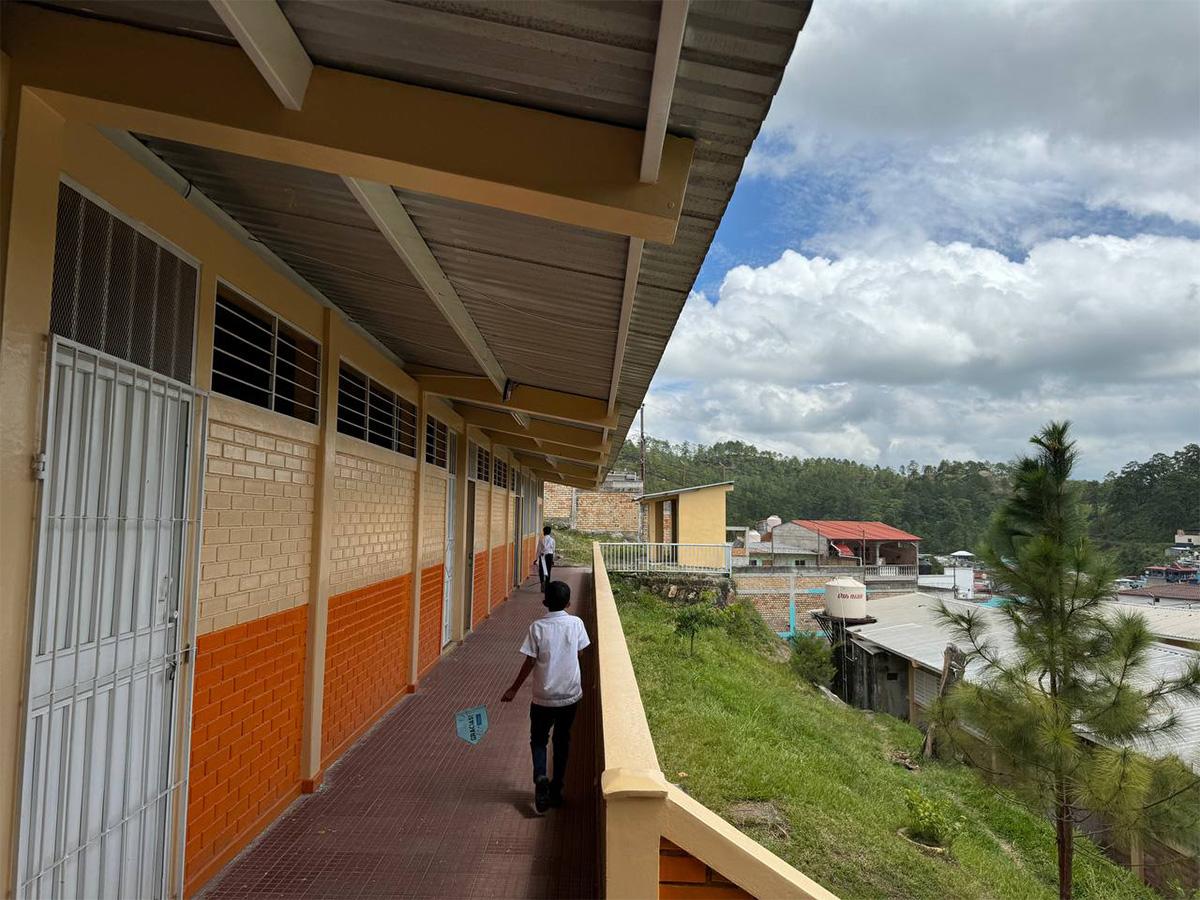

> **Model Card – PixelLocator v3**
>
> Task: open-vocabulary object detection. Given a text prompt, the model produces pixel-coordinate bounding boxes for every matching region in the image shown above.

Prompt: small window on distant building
[212,286,320,423]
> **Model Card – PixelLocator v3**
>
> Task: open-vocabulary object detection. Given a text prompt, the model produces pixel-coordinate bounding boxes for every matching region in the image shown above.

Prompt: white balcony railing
[598,542,732,576]
[864,565,918,578]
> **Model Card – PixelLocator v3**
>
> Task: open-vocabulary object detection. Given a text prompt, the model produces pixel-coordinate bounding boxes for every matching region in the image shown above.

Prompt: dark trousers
[530,701,577,788]
[538,553,554,593]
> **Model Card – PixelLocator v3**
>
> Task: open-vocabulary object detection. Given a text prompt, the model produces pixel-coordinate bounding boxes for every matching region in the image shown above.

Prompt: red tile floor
[201,568,599,899]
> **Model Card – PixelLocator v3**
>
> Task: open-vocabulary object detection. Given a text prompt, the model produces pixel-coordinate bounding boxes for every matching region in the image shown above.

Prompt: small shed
[636,481,733,545]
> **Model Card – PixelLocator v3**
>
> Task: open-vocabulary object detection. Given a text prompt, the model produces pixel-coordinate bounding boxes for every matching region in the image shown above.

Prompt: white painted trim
[209,0,312,111]
[640,0,690,184]
[342,176,508,392]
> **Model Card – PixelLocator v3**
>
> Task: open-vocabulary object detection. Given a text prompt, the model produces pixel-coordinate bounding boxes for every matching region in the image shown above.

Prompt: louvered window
[476,447,491,482]
[337,362,416,457]
[212,287,320,423]
[50,183,197,383]
[425,417,448,468]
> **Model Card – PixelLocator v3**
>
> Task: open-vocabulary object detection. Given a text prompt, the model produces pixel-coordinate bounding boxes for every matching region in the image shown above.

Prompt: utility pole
[639,404,646,488]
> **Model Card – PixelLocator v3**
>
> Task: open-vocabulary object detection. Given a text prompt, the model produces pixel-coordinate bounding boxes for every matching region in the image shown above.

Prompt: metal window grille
[476,447,491,483]
[424,417,448,468]
[211,287,320,424]
[336,363,416,458]
[446,432,458,476]
[50,183,197,384]
[493,457,508,488]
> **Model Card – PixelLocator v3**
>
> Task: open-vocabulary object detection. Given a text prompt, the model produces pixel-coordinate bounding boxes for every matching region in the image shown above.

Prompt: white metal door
[17,340,200,900]
[442,471,457,647]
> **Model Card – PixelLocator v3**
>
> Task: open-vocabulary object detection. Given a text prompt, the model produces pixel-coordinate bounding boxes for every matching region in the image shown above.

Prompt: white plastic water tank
[825,577,867,620]
[747,529,762,544]
[765,515,782,531]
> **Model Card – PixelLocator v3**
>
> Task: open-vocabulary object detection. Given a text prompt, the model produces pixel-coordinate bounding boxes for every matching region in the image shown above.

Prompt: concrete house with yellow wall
[0,2,834,898]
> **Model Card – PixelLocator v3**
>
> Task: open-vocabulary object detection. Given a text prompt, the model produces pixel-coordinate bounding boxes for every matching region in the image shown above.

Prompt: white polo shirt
[519,610,591,707]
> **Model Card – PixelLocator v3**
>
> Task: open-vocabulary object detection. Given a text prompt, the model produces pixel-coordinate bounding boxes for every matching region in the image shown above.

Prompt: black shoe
[534,777,551,814]
[548,785,564,808]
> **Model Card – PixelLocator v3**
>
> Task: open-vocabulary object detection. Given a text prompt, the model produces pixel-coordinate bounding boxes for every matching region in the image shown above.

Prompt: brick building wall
[322,575,413,763]
[539,476,643,538]
[199,413,315,635]
[329,446,415,594]
[659,838,752,899]
[186,606,307,890]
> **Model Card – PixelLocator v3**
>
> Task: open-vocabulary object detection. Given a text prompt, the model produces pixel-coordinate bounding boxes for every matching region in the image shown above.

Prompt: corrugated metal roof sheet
[847,595,1200,771]
[38,0,808,475]
[794,520,923,542]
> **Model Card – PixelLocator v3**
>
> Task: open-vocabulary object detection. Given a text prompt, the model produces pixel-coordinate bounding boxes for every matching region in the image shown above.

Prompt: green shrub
[904,789,964,848]
[722,601,779,650]
[673,603,725,655]
[789,633,835,687]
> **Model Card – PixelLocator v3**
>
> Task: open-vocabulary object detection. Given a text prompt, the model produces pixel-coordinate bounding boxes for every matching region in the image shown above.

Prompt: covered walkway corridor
[205,569,597,899]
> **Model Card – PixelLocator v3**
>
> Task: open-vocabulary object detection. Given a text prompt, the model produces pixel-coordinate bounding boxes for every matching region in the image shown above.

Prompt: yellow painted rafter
[418,373,617,428]
[3,4,694,242]
[457,407,607,451]
[481,432,604,465]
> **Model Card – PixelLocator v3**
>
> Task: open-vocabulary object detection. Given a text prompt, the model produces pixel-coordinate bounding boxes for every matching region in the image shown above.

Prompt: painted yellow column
[0,86,66,895]
[407,391,427,687]
[299,308,338,788]
[451,432,470,642]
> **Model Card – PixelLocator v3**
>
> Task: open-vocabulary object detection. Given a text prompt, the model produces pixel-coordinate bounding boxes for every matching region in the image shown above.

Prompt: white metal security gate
[17,339,203,899]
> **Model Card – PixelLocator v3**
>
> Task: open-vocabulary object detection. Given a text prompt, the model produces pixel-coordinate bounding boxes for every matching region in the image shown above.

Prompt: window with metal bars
[336,362,417,456]
[476,446,491,483]
[493,457,508,488]
[425,417,449,468]
[212,287,320,423]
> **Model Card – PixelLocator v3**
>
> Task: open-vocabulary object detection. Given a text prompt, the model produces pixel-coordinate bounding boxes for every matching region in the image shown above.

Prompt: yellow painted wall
[0,109,548,892]
[674,486,731,545]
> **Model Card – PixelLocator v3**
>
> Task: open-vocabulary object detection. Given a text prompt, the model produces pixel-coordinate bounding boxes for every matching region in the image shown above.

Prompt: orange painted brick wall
[659,839,753,899]
[185,606,307,891]
[418,564,444,676]
[472,550,488,626]
[322,574,412,764]
[490,546,506,608]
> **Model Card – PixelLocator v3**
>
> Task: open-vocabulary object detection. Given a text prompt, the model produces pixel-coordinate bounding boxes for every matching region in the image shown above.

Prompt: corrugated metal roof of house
[31,0,809,480]
[794,520,923,542]
[847,595,1200,771]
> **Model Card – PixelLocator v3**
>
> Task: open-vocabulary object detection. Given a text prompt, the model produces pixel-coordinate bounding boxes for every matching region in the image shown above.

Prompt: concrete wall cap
[600,768,669,799]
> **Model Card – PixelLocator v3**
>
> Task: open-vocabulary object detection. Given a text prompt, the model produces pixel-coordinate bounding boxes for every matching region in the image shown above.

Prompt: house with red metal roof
[766,519,922,566]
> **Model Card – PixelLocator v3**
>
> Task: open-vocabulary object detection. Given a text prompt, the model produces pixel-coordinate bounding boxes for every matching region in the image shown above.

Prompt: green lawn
[614,581,1155,900]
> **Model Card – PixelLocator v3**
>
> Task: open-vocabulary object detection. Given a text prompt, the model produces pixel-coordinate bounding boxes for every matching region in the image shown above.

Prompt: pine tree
[933,422,1200,899]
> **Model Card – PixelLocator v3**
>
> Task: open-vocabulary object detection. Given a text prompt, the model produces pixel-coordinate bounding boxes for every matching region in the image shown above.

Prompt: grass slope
[548,527,600,567]
[615,582,1154,900]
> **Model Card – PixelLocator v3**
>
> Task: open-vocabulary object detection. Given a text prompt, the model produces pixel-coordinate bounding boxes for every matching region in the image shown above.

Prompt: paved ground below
[203,568,598,899]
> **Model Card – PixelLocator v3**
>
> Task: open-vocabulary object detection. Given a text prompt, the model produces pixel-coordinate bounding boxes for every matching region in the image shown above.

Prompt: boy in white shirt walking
[501,580,591,814]
[535,525,555,594]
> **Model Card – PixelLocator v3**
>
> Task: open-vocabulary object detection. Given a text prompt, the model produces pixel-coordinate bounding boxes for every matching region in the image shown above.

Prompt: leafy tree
[933,422,1200,900]
[673,603,724,655]
[789,633,835,687]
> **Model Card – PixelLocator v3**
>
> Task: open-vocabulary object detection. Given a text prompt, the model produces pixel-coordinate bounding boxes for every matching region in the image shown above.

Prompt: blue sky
[650,0,1200,479]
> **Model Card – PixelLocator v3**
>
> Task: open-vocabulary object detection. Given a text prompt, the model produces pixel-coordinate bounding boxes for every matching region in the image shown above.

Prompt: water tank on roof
[765,515,782,531]
[825,577,867,620]
[747,529,761,544]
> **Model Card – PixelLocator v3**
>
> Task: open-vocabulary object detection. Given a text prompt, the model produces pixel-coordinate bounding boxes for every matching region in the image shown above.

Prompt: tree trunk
[1055,788,1074,900]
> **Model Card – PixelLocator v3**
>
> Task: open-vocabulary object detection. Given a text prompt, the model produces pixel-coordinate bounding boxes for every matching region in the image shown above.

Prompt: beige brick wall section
[330,448,415,594]
[491,487,507,548]
[543,480,572,518]
[420,471,447,566]
[199,420,315,634]
[475,483,491,552]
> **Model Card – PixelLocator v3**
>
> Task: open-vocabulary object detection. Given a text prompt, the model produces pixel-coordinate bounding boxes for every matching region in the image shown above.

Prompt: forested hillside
[612,439,1198,572]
